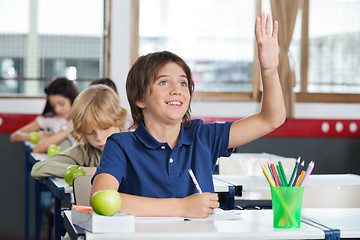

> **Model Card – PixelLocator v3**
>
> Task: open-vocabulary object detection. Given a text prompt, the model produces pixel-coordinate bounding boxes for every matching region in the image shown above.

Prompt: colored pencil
[278,161,288,187]
[276,164,285,187]
[295,170,306,187]
[292,161,304,187]
[270,161,280,187]
[188,169,202,194]
[288,157,300,186]
[268,163,275,180]
[261,164,275,187]
[299,161,312,185]
[300,161,315,187]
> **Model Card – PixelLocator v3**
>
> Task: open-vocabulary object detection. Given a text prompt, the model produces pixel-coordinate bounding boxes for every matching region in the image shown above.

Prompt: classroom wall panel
[0,134,34,236]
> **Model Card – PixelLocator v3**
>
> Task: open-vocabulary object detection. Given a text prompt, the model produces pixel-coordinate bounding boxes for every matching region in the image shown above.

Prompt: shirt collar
[134,121,194,149]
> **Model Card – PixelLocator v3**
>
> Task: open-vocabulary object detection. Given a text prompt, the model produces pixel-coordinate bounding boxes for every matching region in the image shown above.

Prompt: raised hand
[255,12,279,75]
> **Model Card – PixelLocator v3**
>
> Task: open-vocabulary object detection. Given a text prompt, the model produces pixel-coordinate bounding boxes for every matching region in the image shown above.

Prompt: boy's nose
[170,85,181,95]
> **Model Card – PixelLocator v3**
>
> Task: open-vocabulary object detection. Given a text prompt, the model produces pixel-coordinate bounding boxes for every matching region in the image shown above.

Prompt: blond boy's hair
[71,85,127,144]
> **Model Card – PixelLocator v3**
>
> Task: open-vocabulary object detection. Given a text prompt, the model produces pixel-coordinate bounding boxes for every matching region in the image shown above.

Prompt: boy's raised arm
[228,12,286,149]
[91,173,219,218]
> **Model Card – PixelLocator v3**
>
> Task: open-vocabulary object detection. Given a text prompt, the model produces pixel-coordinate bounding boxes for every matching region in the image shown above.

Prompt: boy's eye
[179,81,187,87]
[159,80,168,86]
[85,131,94,135]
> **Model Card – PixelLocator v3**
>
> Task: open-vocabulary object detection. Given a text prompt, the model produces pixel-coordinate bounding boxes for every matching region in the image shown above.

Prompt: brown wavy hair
[126,51,194,128]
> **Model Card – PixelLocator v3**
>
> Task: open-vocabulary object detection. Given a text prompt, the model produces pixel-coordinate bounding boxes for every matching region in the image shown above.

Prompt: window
[0,0,109,95]
[136,0,360,102]
[306,0,360,94]
[138,0,258,95]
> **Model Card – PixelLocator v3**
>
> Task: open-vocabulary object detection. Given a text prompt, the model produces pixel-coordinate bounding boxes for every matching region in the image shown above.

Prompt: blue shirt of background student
[93,119,234,198]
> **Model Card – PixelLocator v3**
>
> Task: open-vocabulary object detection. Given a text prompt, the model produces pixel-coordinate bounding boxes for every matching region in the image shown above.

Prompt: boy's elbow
[30,164,42,180]
[272,110,286,129]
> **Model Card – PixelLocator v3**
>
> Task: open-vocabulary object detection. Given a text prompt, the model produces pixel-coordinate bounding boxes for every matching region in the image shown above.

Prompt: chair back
[73,175,93,206]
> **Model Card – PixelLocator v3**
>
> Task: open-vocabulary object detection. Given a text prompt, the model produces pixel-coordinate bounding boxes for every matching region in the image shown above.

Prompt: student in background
[10,77,79,153]
[31,78,79,153]
[90,77,118,94]
[91,13,286,218]
[31,84,127,180]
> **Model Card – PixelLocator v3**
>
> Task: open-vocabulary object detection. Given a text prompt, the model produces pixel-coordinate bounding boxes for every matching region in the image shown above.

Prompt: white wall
[1,0,360,120]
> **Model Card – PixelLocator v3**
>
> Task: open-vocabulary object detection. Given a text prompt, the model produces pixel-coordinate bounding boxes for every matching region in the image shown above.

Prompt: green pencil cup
[270,186,304,229]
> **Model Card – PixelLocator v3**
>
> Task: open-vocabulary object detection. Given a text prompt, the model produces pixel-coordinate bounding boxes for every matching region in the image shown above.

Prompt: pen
[188,169,203,194]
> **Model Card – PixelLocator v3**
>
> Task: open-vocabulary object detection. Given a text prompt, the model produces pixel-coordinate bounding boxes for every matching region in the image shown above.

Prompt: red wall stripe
[0,113,39,134]
[1,113,360,137]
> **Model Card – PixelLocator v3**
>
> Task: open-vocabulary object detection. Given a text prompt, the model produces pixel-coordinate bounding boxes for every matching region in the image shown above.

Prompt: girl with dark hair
[10,77,79,153]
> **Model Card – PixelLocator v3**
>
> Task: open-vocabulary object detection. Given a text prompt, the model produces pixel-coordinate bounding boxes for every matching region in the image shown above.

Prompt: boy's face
[136,62,190,125]
[84,126,120,151]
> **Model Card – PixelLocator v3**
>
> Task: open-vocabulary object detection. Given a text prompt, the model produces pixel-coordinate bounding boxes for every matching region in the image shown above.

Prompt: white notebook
[71,205,135,233]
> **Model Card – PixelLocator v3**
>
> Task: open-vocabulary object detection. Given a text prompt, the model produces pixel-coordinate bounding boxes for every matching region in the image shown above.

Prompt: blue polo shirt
[94,119,233,198]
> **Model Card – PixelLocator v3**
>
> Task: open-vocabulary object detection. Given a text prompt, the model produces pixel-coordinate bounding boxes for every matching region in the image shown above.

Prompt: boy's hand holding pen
[261,158,315,187]
[185,169,219,218]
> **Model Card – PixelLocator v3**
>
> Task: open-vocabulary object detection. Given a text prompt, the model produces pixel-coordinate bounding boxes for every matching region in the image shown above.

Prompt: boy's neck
[143,120,181,149]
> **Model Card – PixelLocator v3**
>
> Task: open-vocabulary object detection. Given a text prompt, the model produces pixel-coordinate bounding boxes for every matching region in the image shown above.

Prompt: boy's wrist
[260,67,278,79]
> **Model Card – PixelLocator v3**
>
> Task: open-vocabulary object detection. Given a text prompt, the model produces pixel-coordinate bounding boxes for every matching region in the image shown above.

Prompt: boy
[91,12,285,218]
[31,85,127,179]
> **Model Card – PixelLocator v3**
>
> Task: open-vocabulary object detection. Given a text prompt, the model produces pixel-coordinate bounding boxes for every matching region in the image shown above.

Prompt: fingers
[261,12,266,35]
[185,193,219,218]
[265,13,271,35]
[255,12,277,37]
[272,20,278,38]
[203,192,220,209]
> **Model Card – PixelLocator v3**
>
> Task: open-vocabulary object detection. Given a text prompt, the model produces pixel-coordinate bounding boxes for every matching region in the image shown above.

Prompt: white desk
[48,177,235,240]
[29,150,236,240]
[302,208,360,239]
[64,209,326,240]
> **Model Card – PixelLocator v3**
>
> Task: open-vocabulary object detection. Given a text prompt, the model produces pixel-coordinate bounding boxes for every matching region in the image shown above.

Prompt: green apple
[29,132,40,144]
[64,166,86,186]
[47,144,62,156]
[91,189,121,216]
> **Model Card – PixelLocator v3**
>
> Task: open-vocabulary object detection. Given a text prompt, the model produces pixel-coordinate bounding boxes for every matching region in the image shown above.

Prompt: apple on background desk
[64,166,86,186]
[47,144,62,156]
[29,132,40,144]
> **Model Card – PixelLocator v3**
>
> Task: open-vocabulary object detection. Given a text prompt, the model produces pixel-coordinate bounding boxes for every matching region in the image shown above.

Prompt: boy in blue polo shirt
[92,12,286,218]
